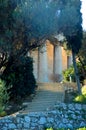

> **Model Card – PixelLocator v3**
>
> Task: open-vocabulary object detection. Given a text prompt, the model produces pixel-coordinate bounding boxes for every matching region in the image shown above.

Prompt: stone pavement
[20,83,64,113]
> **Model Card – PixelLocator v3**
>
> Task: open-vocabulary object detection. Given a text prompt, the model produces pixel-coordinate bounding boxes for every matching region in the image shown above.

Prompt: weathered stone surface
[17,123,22,129]
[8,123,17,129]
[23,123,30,128]
[0,103,86,129]
[47,117,54,123]
[1,127,8,130]
[24,116,30,122]
[67,123,73,129]
[80,122,86,127]
[39,117,47,125]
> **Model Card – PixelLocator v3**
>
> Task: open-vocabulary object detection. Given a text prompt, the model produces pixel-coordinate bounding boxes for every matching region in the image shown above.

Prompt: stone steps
[20,83,64,113]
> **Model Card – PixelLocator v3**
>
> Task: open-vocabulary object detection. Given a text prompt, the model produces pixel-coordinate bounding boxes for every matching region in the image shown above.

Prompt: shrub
[63,65,75,82]
[63,62,85,84]
[74,94,86,104]
[46,128,53,130]
[82,86,86,95]
[0,79,10,106]
[74,85,86,104]
[77,128,86,130]
[0,79,10,116]
[45,128,86,130]
[83,79,86,85]
[2,56,37,100]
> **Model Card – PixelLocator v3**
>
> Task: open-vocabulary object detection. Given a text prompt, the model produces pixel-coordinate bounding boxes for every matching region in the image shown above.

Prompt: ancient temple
[29,39,72,83]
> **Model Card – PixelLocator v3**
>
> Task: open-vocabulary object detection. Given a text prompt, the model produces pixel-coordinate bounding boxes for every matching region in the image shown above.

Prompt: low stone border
[0,103,86,130]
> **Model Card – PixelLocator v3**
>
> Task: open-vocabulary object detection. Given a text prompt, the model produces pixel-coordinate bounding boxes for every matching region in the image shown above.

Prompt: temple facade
[29,40,72,82]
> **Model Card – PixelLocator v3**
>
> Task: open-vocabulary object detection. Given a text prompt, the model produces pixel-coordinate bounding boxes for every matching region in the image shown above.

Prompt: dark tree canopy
[0,0,82,64]
[0,0,83,96]
[57,0,82,54]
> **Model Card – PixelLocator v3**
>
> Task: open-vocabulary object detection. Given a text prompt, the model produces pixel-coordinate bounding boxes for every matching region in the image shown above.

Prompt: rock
[47,117,54,123]
[16,117,21,123]
[75,104,82,110]
[68,104,75,111]
[0,103,86,129]
[62,118,69,123]
[58,123,66,128]
[1,127,8,130]
[80,122,86,127]
[9,123,17,129]
[24,123,30,128]
[39,117,47,125]
[67,124,73,129]
[24,116,30,122]
[17,124,22,129]
[31,122,37,127]
[82,105,86,111]
[31,117,38,123]
[51,110,57,114]
[71,114,77,119]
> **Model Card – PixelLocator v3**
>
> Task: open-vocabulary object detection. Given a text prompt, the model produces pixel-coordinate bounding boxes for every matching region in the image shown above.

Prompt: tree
[0,0,59,98]
[0,0,83,96]
[0,0,59,69]
[77,31,86,79]
[57,0,83,94]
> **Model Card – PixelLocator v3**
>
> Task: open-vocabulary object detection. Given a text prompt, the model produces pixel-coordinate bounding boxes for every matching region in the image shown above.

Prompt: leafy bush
[77,128,86,130]
[2,56,37,100]
[0,79,10,106]
[74,94,86,104]
[0,105,7,117]
[63,65,75,82]
[82,86,86,95]
[83,79,86,85]
[46,128,53,130]
[46,128,65,130]
[74,86,86,104]
[45,128,86,130]
[0,79,10,116]
[63,62,85,83]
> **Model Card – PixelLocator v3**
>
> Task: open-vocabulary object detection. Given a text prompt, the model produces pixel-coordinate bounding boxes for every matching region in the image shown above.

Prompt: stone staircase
[20,83,64,113]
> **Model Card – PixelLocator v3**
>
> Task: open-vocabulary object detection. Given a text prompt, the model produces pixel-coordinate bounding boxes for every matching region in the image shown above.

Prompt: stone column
[67,55,73,68]
[53,45,63,82]
[27,51,31,56]
[38,43,48,82]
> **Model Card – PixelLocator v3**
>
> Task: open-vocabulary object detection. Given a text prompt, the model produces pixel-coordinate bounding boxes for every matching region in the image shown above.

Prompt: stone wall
[0,103,86,130]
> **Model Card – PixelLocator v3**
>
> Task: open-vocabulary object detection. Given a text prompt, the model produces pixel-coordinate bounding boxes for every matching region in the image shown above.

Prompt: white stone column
[27,51,31,56]
[38,43,48,82]
[53,45,63,82]
[67,55,73,68]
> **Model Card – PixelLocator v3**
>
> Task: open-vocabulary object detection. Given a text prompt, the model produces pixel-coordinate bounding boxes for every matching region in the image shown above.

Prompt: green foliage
[0,79,10,105]
[57,0,82,54]
[77,127,86,130]
[2,56,37,100]
[74,94,86,104]
[78,31,86,78]
[63,62,85,83]
[0,105,7,117]
[82,86,86,95]
[63,65,75,82]
[45,128,86,130]
[46,128,53,130]
[0,79,10,116]
[74,85,86,104]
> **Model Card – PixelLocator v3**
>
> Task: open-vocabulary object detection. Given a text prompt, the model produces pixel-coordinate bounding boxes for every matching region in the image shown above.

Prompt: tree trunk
[72,50,81,94]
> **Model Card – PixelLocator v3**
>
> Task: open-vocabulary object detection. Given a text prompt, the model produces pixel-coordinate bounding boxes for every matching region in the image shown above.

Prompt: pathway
[20,83,64,113]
